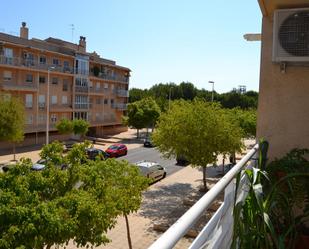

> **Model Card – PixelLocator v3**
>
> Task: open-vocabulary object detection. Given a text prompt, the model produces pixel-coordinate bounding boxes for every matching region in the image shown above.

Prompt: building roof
[0,32,130,71]
[258,0,309,17]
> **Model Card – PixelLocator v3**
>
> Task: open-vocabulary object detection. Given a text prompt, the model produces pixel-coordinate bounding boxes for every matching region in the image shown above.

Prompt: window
[63,79,68,91]
[51,96,57,105]
[51,114,57,123]
[96,98,101,105]
[89,81,93,88]
[62,96,68,105]
[25,94,33,108]
[96,82,100,89]
[111,84,114,90]
[52,77,58,84]
[26,114,33,125]
[39,95,45,109]
[38,114,45,123]
[39,76,46,84]
[52,58,59,65]
[110,99,114,105]
[26,74,33,83]
[3,71,12,81]
[104,99,108,105]
[39,56,46,64]
[104,83,108,89]
[4,48,13,64]
[63,61,69,70]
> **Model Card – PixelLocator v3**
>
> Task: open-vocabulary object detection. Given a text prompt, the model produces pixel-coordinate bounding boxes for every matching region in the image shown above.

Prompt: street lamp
[46,66,55,145]
[208,81,215,102]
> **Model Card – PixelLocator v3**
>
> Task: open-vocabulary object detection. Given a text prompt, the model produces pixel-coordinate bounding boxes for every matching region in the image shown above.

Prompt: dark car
[86,148,109,160]
[105,143,127,157]
[1,161,17,173]
[144,136,155,148]
[176,155,190,166]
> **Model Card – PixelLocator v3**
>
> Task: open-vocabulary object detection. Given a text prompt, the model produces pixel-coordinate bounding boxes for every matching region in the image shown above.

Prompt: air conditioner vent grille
[279,11,309,56]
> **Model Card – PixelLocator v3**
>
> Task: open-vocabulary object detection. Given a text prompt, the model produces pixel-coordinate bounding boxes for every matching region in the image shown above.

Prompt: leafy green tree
[228,108,257,138]
[56,118,73,134]
[0,141,148,249]
[72,119,89,138]
[153,100,243,190]
[126,98,160,138]
[0,94,25,160]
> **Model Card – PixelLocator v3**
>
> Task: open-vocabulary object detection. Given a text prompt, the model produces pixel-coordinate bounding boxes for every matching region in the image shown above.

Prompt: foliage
[0,95,25,143]
[72,119,89,136]
[0,141,148,249]
[227,108,257,138]
[129,82,258,110]
[152,99,243,190]
[93,66,100,77]
[126,97,160,137]
[40,140,65,166]
[232,148,309,249]
[56,119,74,134]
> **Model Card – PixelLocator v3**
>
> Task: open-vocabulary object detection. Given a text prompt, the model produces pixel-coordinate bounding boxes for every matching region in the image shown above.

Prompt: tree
[126,98,160,138]
[72,119,89,138]
[152,100,243,190]
[228,108,257,138]
[0,141,148,249]
[56,119,73,134]
[0,94,25,160]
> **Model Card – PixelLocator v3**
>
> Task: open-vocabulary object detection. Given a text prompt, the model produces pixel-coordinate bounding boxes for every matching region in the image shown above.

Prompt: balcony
[74,103,89,109]
[113,89,129,97]
[90,72,129,84]
[89,87,105,95]
[111,103,127,110]
[0,55,74,74]
[149,144,259,249]
[25,123,56,133]
[50,104,73,112]
[90,116,119,126]
[75,86,89,93]
[0,82,38,92]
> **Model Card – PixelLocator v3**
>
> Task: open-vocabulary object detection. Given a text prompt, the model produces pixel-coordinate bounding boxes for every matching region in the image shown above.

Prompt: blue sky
[1,0,262,93]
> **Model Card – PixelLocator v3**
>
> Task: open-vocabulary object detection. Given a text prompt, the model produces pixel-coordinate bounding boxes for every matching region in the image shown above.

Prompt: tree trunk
[13,143,16,161]
[202,166,208,191]
[46,245,52,249]
[136,129,139,139]
[222,157,225,175]
[124,214,133,249]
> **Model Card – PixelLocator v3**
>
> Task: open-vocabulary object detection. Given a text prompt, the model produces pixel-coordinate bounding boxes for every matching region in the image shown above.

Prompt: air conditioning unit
[273,8,309,63]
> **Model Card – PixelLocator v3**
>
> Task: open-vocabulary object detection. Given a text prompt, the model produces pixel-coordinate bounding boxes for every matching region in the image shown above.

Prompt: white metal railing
[148,144,259,249]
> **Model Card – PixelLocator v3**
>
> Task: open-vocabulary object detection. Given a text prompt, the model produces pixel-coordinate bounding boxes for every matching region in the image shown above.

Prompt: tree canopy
[0,141,148,249]
[0,94,25,143]
[152,100,243,190]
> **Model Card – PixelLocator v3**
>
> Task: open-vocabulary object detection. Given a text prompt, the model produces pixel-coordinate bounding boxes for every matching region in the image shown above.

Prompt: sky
[1,0,262,93]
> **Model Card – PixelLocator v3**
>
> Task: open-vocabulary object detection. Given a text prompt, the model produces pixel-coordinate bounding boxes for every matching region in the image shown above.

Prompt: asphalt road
[117,146,186,176]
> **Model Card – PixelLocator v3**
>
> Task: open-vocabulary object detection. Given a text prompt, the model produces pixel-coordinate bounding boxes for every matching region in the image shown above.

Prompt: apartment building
[0,22,130,148]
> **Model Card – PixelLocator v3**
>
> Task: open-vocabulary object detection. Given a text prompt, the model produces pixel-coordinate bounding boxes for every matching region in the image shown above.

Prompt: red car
[105,143,128,157]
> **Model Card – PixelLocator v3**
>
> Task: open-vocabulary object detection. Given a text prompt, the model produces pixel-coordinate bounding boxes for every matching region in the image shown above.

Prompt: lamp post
[46,66,55,145]
[208,81,215,102]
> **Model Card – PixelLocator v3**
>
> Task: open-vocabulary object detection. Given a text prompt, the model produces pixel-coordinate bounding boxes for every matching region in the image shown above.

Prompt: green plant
[232,148,309,249]
[56,118,73,134]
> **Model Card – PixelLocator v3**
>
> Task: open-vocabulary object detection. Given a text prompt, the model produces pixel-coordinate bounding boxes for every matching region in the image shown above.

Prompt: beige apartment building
[0,22,130,149]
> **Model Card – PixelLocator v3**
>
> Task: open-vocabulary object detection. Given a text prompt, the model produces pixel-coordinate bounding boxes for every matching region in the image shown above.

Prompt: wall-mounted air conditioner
[273,8,309,63]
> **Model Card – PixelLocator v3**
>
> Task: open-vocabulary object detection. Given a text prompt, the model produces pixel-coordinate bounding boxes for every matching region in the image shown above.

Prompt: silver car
[135,161,166,182]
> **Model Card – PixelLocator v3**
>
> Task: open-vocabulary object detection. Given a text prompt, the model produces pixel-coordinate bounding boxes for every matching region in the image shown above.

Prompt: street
[117,146,186,176]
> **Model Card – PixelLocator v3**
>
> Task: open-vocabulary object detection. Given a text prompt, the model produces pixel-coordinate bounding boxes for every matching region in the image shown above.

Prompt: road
[117,146,186,176]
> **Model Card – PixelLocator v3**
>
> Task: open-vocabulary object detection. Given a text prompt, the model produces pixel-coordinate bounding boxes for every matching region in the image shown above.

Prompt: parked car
[105,144,128,157]
[31,159,67,171]
[135,161,166,182]
[86,148,109,160]
[63,140,78,152]
[176,155,190,166]
[144,136,155,148]
[1,161,17,173]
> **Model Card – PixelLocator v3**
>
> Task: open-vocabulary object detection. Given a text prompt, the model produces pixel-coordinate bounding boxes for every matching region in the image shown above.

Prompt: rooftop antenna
[70,24,75,42]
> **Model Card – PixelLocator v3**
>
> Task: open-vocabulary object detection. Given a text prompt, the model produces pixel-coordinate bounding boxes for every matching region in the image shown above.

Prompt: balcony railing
[113,89,129,97]
[89,87,105,94]
[111,103,127,110]
[25,124,56,133]
[90,72,129,84]
[149,144,259,249]
[74,103,89,109]
[0,82,38,91]
[50,104,72,110]
[0,55,74,74]
[75,86,89,93]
